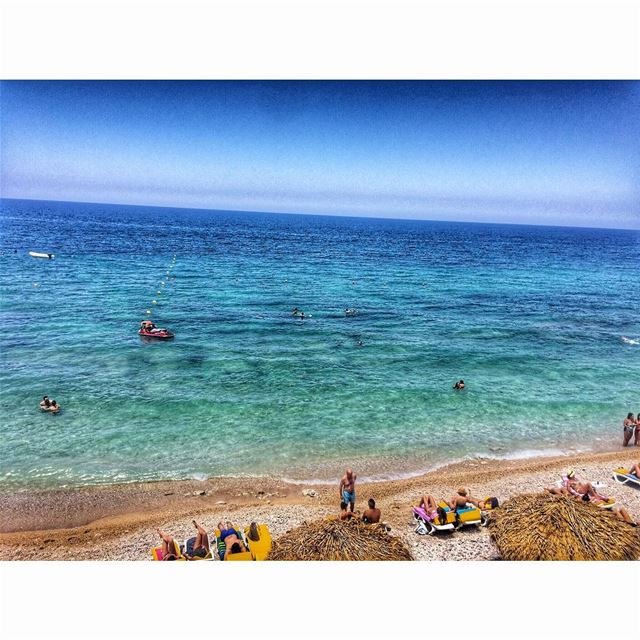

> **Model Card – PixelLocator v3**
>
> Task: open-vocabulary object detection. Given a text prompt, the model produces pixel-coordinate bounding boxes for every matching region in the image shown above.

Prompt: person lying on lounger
[217,522,247,559]
[610,505,638,526]
[416,494,448,525]
[184,520,210,559]
[566,479,608,503]
[628,463,640,478]
[448,487,481,511]
[545,469,580,495]
[156,529,180,560]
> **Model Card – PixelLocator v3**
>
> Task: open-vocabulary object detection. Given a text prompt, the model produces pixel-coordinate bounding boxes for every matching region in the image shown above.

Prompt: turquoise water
[1,199,638,489]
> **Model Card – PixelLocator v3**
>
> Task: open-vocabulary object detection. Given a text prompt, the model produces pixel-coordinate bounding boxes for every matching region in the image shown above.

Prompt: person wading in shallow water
[339,468,357,513]
[623,413,635,447]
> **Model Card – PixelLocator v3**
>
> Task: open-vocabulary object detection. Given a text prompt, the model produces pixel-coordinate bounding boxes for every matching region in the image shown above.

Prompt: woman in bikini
[416,495,448,525]
[623,413,635,447]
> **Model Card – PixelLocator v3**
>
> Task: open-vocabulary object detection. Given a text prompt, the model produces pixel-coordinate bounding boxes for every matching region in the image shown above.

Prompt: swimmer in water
[453,380,465,390]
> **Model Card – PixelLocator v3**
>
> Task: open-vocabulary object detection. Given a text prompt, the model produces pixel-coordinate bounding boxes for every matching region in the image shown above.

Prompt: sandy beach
[1,449,639,560]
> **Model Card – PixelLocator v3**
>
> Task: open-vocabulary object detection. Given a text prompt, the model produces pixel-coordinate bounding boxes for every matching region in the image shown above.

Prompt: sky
[1,80,638,229]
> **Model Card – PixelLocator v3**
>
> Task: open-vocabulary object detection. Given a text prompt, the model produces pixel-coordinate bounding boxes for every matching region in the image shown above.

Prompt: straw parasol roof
[268,518,413,561]
[489,493,640,561]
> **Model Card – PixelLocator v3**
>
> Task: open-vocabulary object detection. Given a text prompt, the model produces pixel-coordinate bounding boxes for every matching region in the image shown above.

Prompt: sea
[1,198,638,490]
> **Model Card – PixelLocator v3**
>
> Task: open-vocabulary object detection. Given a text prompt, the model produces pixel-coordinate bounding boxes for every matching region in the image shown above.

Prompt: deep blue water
[0,198,638,489]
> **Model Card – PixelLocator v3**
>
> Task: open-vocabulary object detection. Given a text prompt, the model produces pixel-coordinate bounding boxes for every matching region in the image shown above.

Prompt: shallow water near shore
[1,199,638,489]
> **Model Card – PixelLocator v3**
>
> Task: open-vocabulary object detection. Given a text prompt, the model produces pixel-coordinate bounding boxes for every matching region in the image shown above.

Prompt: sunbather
[610,505,638,526]
[628,463,640,478]
[545,469,578,495]
[416,494,448,525]
[448,487,480,511]
[156,529,180,560]
[339,501,358,521]
[217,521,247,559]
[184,520,210,559]
[567,479,608,503]
[362,498,381,524]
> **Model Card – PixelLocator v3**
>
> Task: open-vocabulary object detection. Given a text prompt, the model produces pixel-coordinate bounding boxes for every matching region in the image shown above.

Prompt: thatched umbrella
[268,518,413,561]
[489,493,640,561]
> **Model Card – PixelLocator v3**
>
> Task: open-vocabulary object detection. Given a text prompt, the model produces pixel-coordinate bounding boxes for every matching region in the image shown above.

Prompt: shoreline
[0,434,622,493]
[1,448,639,560]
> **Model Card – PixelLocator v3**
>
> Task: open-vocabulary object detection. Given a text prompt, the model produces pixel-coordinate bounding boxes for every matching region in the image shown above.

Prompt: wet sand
[1,449,638,560]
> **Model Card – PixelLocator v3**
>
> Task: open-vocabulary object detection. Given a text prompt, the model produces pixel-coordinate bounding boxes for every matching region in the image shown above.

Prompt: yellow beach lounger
[613,468,640,488]
[438,501,488,529]
[214,526,253,561]
[244,524,272,561]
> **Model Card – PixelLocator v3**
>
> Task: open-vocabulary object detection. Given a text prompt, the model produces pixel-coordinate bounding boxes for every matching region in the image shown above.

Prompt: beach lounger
[613,468,640,488]
[412,506,455,535]
[214,526,253,561]
[183,535,214,560]
[438,501,488,530]
[594,498,616,510]
[151,538,186,561]
[244,524,272,561]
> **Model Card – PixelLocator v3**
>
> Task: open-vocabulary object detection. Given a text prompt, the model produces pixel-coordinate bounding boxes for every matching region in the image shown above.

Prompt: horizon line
[1,196,638,233]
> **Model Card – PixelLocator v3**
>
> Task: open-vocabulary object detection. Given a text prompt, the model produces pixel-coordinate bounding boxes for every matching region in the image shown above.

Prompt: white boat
[29,251,54,259]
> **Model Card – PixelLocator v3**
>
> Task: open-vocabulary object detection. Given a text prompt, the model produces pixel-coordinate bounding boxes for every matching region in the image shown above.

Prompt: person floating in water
[40,396,60,413]
[292,307,300,316]
[453,380,465,390]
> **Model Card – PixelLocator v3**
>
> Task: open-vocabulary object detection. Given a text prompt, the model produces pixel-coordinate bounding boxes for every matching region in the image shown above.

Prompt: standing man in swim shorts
[339,468,357,513]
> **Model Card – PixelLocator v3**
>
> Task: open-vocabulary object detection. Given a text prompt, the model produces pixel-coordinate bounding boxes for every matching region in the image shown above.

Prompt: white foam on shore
[277,445,598,485]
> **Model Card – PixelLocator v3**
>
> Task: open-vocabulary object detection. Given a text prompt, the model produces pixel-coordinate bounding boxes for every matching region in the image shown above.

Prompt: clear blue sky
[1,81,638,228]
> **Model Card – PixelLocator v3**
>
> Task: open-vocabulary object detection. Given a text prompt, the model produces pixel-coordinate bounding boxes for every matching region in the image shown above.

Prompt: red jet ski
[138,320,174,340]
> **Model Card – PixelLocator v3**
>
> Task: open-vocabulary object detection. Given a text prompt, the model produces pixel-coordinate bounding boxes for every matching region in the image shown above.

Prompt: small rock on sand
[302,489,318,498]
[216,500,226,505]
